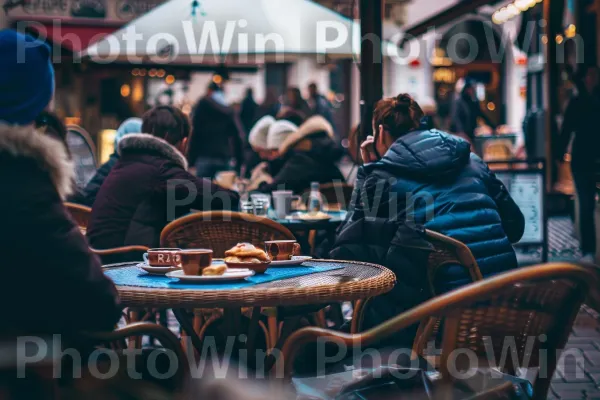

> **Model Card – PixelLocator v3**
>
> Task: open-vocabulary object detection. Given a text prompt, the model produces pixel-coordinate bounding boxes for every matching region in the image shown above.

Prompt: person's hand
[250,162,268,182]
[360,135,379,164]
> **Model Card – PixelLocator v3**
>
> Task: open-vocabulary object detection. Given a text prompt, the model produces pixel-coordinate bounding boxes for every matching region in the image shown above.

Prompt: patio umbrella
[82,0,394,63]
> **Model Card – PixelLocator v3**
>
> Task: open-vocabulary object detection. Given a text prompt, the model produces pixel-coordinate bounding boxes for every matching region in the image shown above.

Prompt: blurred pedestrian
[188,81,244,179]
[88,105,239,250]
[240,87,258,134]
[450,79,495,143]
[307,82,334,126]
[277,87,309,125]
[256,87,281,119]
[557,65,600,262]
[69,118,142,207]
[0,29,120,334]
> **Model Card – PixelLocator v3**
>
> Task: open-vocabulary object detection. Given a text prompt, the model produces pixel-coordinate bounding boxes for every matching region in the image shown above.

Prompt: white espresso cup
[272,190,300,219]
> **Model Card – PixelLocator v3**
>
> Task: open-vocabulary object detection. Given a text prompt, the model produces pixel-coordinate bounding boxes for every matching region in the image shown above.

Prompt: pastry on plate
[202,264,228,276]
[224,243,271,273]
[298,211,331,221]
[224,243,270,261]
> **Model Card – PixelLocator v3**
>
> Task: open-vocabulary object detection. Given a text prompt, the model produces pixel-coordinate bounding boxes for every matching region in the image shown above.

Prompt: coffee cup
[143,248,181,266]
[177,249,213,276]
[265,240,301,261]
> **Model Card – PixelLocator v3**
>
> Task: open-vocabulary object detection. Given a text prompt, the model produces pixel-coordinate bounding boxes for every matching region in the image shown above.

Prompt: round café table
[103,259,395,359]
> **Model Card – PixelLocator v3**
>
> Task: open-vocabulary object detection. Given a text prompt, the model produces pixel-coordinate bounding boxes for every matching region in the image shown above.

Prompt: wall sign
[3,0,164,21]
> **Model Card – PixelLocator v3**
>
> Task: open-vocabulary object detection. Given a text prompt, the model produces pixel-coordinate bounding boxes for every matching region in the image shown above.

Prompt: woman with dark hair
[557,65,600,262]
[331,94,524,338]
[88,106,239,250]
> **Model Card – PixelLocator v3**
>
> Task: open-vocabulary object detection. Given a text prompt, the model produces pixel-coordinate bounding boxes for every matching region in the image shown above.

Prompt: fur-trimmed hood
[279,115,334,156]
[0,123,74,199]
[118,133,188,170]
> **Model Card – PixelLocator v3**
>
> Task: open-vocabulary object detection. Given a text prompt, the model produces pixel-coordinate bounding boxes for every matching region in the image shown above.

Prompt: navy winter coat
[331,129,524,335]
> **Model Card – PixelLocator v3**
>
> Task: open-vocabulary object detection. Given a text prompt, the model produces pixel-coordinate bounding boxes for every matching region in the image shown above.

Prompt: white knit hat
[267,120,298,150]
[248,115,275,150]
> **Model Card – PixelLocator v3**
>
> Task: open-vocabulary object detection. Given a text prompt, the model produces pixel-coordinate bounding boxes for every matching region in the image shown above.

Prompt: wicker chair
[280,263,596,400]
[160,211,295,257]
[1,323,189,397]
[64,202,92,234]
[160,211,296,347]
[85,322,190,388]
[351,230,483,337]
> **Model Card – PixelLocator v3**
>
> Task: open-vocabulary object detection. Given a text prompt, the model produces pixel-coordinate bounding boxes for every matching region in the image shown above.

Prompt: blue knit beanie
[0,29,55,125]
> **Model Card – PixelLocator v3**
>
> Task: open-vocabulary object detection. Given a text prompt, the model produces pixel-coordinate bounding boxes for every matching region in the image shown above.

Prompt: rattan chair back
[160,211,296,257]
[281,263,597,400]
[425,229,483,295]
[64,202,92,234]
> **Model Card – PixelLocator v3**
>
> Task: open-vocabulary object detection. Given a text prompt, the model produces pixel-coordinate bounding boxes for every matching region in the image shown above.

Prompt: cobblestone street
[521,217,597,399]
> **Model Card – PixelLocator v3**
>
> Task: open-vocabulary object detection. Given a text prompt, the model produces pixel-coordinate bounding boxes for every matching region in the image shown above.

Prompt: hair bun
[394,94,413,111]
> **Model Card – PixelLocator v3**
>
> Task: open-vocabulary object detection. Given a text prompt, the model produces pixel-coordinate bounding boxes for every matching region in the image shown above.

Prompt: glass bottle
[308,182,323,214]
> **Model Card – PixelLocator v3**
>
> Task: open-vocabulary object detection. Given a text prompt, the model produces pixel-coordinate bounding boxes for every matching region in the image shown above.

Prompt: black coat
[558,89,600,165]
[188,95,244,167]
[450,92,494,140]
[258,116,345,194]
[68,153,119,207]
[87,133,240,250]
[0,124,121,334]
[331,129,524,333]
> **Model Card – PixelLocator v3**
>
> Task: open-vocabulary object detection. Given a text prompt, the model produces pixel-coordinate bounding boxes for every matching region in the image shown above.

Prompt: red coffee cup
[144,248,181,267]
[264,240,301,261]
[177,249,213,276]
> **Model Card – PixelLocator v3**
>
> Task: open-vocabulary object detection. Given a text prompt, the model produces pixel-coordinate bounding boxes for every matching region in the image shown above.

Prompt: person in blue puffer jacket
[331,93,524,342]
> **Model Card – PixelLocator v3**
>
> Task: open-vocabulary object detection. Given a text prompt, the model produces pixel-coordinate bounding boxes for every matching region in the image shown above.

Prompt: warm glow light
[120,84,131,97]
[165,75,176,85]
[541,35,549,44]
[487,102,496,111]
[132,80,144,102]
[506,4,519,17]
[139,69,147,77]
[182,104,192,115]
[157,69,166,78]
[556,34,564,44]
[132,68,140,76]
[566,24,577,39]
[99,129,117,164]
[149,69,157,77]
[213,74,223,84]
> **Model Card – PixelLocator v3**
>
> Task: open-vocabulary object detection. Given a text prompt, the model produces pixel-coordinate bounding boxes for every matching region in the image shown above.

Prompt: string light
[493,0,540,24]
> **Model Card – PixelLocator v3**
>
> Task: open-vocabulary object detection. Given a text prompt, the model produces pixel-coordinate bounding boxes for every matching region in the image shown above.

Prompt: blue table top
[104,261,344,291]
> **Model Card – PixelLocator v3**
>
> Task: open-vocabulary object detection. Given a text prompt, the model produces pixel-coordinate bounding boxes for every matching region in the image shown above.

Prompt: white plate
[270,256,313,266]
[166,269,255,282]
[137,263,180,275]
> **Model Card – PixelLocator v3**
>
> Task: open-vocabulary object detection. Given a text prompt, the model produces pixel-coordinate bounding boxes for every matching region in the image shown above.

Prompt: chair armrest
[91,246,150,256]
[280,263,597,379]
[83,322,189,380]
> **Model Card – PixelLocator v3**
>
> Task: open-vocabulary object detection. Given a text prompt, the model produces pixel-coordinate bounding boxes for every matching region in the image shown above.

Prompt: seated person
[0,29,120,334]
[87,106,240,250]
[70,118,142,207]
[253,115,345,194]
[331,94,524,341]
